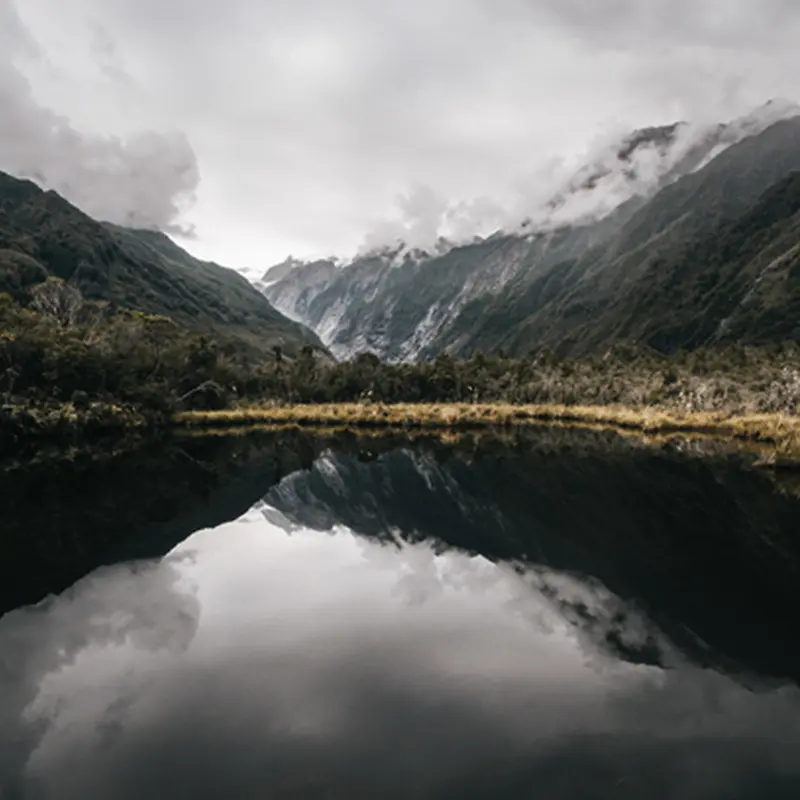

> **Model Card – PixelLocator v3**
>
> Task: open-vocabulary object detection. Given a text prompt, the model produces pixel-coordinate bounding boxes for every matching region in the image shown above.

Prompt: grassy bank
[173,402,800,462]
[5,398,799,467]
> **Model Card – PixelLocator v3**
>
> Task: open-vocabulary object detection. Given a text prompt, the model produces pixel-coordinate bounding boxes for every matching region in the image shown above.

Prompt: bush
[2,288,799,416]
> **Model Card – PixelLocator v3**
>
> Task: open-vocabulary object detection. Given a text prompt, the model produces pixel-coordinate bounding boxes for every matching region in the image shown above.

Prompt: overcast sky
[2,0,800,272]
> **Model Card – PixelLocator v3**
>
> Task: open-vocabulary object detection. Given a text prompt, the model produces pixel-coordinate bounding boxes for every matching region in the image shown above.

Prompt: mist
[357,99,800,260]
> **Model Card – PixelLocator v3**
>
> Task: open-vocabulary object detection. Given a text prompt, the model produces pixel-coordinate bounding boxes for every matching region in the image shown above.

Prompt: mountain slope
[596,170,800,352]
[263,222,632,361]
[0,172,324,356]
[440,117,800,356]
[261,120,723,361]
[263,103,800,361]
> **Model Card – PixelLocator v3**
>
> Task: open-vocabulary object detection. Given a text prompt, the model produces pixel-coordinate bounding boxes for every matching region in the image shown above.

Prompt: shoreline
[3,400,800,467]
[0,401,159,449]
[173,402,800,463]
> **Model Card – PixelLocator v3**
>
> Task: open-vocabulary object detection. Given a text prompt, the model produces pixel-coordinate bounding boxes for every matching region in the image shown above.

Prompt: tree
[30,277,83,328]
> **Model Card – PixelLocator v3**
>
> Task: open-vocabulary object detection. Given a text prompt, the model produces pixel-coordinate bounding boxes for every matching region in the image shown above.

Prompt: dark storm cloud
[6,0,800,263]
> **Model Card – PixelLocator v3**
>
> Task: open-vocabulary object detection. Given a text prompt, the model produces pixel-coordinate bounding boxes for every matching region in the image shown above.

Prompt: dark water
[3,428,800,799]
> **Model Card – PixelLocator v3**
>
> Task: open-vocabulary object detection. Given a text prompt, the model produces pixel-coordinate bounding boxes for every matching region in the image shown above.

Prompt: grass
[5,399,799,469]
[172,402,800,462]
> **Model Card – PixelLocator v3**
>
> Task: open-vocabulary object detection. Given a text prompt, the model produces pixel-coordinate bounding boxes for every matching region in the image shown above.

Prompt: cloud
[359,93,800,257]
[0,0,199,233]
[526,0,800,49]
[0,554,199,798]
[5,0,800,265]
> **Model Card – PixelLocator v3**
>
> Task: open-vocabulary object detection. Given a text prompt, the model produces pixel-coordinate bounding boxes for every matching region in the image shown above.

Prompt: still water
[2,428,800,798]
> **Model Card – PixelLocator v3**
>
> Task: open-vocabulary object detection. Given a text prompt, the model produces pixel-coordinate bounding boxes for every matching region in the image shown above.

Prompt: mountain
[261,101,800,361]
[263,429,800,683]
[258,257,339,327]
[1,428,326,615]
[0,172,325,357]
[440,117,800,357]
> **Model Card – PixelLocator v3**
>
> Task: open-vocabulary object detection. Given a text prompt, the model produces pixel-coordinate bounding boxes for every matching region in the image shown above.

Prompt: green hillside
[0,172,324,356]
[437,117,800,357]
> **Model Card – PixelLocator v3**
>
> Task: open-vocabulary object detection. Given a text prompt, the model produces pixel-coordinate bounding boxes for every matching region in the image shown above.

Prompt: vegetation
[0,280,259,406]
[174,403,800,461]
[436,125,800,358]
[3,270,800,458]
[5,280,799,410]
[0,170,324,357]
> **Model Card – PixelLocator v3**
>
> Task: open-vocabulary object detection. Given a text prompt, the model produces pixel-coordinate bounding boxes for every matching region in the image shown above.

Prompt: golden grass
[172,402,800,461]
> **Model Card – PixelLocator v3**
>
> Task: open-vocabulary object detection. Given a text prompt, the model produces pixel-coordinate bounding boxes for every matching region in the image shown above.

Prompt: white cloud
[2,0,800,267]
[0,0,199,233]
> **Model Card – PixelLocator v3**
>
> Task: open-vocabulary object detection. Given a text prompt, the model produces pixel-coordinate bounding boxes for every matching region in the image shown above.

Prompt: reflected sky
[2,504,800,799]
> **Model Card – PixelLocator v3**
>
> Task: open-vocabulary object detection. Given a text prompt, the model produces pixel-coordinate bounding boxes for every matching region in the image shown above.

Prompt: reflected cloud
[1,508,800,798]
[0,555,200,796]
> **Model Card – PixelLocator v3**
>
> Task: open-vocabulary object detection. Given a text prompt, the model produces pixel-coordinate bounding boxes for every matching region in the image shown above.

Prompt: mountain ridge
[0,171,325,357]
[436,117,800,357]
[261,102,800,361]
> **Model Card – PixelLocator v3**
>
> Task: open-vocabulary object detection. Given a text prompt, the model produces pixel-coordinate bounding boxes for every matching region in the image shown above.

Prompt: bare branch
[31,277,84,328]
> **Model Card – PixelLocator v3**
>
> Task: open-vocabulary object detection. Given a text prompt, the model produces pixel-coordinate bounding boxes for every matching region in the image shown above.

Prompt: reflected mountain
[263,431,800,683]
[2,486,800,799]
[1,431,322,615]
[4,428,800,798]
[4,427,800,686]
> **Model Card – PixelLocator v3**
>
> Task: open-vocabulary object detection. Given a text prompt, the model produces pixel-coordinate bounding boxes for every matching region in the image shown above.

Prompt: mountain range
[3,99,799,366]
[0,172,325,357]
[262,100,800,360]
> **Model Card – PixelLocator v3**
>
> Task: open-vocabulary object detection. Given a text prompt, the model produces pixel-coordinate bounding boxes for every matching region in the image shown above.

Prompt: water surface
[2,429,800,799]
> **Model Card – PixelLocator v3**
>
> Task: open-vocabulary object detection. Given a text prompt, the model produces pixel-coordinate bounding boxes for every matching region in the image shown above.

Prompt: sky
[2,0,800,274]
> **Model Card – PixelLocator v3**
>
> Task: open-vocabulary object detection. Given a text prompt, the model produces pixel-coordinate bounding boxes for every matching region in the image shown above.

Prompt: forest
[3,279,800,424]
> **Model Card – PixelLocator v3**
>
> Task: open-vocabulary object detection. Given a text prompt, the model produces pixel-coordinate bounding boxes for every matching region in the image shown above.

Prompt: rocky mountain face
[0,172,325,357]
[262,101,800,360]
[439,117,800,357]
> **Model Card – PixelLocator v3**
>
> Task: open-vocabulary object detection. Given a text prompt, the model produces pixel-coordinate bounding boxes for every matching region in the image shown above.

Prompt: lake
[2,427,800,799]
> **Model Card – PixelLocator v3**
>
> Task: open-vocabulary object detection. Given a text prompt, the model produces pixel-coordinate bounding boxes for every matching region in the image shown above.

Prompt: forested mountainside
[0,171,324,357]
[263,103,800,361]
[439,119,800,357]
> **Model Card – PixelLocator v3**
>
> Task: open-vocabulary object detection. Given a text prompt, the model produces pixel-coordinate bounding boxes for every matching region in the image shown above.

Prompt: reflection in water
[264,438,800,682]
[2,508,800,799]
[2,429,800,798]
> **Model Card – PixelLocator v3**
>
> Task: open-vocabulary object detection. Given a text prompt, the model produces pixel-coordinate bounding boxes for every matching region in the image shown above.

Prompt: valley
[262,103,800,362]
[2,102,800,463]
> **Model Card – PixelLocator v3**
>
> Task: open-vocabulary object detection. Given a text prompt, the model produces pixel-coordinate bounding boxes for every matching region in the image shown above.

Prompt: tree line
[2,278,800,416]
